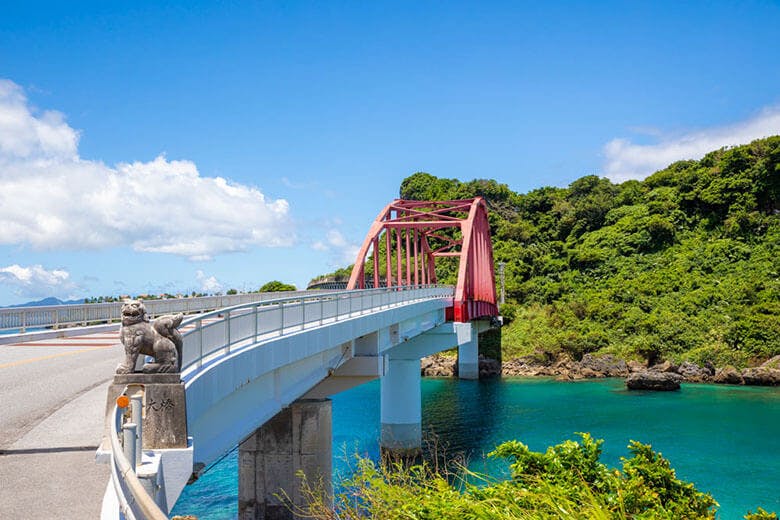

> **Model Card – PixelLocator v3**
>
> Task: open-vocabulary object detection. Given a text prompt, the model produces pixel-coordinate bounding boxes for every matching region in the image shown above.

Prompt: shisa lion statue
[116,299,184,374]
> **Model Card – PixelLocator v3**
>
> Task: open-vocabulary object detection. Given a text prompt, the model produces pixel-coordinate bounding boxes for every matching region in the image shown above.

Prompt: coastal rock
[421,354,501,378]
[741,367,780,386]
[677,361,712,382]
[421,354,456,377]
[626,371,682,391]
[713,366,743,385]
[580,354,629,377]
[649,360,679,373]
[627,360,646,373]
[502,356,547,376]
[478,355,502,378]
[760,355,780,369]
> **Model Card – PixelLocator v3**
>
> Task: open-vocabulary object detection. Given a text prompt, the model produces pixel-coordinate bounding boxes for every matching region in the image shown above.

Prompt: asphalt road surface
[0,330,122,519]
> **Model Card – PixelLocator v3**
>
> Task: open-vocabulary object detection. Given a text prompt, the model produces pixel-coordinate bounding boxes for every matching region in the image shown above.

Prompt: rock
[761,355,780,369]
[580,367,600,378]
[627,360,646,373]
[502,356,548,376]
[421,354,501,378]
[713,366,743,385]
[626,371,682,391]
[649,360,678,373]
[420,354,455,377]
[580,354,629,377]
[478,355,501,378]
[677,361,711,382]
[741,367,780,386]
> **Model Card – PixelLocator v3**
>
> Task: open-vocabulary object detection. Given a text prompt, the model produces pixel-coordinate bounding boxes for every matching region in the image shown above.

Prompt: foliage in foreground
[298,434,775,519]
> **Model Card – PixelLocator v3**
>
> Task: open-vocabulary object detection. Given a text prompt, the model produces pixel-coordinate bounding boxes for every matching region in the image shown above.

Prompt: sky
[0,0,779,305]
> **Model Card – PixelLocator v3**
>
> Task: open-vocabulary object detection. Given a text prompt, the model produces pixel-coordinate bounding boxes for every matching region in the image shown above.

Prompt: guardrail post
[20,311,26,334]
[197,318,204,369]
[225,310,231,355]
[123,422,137,472]
[131,393,143,467]
[253,305,258,341]
[279,302,284,336]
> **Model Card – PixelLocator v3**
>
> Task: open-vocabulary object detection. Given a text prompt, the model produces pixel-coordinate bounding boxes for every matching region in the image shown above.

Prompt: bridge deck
[0,329,122,519]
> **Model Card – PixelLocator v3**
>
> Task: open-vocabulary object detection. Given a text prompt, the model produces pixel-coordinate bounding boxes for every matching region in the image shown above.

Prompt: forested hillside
[398,136,780,367]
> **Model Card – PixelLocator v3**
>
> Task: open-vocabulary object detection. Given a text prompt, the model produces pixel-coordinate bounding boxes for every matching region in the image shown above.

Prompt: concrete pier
[238,399,332,520]
[457,326,479,380]
[380,358,422,455]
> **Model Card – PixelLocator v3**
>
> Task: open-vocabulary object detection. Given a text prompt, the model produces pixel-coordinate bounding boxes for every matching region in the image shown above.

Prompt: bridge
[0,198,499,520]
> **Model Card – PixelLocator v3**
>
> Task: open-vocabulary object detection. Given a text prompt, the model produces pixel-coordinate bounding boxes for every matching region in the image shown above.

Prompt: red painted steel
[347,198,498,322]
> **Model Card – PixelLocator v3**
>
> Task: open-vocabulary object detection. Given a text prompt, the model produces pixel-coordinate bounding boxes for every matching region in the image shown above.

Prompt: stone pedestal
[106,373,188,449]
[239,399,332,520]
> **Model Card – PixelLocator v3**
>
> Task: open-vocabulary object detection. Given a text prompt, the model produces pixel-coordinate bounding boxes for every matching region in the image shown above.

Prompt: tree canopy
[403,137,780,366]
[258,280,297,292]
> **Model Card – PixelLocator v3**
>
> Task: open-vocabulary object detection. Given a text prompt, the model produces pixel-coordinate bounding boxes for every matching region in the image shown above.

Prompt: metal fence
[0,291,320,333]
[180,284,454,373]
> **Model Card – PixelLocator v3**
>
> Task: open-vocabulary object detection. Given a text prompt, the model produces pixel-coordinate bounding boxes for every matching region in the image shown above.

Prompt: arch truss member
[347,197,498,322]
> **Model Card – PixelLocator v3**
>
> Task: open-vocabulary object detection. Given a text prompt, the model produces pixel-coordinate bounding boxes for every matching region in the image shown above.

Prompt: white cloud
[311,229,360,266]
[0,264,78,299]
[195,270,223,294]
[0,79,294,259]
[603,106,780,182]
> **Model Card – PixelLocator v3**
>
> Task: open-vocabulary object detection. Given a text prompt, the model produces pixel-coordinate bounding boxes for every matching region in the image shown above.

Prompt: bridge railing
[180,285,454,374]
[0,291,316,333]
[107,390,168,520]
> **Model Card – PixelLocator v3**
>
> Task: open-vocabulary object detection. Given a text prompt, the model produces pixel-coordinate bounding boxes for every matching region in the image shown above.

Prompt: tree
[258,280,296,292]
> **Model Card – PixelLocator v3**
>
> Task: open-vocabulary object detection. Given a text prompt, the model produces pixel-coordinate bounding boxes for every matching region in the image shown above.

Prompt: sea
[172,377,780,519]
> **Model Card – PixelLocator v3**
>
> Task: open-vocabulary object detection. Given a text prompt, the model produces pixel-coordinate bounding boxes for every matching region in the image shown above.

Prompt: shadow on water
[419,377,501,465]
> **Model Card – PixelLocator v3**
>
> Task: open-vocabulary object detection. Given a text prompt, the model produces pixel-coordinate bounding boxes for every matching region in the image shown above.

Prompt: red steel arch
[347,198,498,322]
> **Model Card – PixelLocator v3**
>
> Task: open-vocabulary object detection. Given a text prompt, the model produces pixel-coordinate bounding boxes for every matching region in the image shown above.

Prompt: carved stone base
[106,373,188,449]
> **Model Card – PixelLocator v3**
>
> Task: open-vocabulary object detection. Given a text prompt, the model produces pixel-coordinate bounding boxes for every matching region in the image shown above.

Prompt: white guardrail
[108,285,453,518]
[179,285,454,374]
[0,291,320,333]
[109,395,168,520]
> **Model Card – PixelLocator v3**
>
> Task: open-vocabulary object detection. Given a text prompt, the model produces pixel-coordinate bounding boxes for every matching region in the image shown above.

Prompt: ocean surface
[172,378,780,519]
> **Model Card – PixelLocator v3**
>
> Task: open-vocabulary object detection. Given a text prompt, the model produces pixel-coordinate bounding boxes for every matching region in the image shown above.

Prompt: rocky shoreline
[421,353,780,388]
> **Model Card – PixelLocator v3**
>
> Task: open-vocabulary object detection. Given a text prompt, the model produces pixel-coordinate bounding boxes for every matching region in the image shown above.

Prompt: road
[0,330,122,519]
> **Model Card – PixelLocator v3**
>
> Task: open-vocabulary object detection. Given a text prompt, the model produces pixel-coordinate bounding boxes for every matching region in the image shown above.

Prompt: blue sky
[0,0,779,305]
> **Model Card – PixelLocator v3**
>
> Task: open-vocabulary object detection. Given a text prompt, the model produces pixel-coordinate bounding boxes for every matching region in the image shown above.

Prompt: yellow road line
[0,348,100,369]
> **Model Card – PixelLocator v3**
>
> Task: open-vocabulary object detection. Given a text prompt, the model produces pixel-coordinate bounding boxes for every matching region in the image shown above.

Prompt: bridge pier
[238,399,332,520]
[380,358,422,456]
[457,325,479,380]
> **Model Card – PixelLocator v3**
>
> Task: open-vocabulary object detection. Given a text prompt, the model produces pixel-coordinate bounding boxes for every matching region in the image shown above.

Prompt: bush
[296,434,773,519]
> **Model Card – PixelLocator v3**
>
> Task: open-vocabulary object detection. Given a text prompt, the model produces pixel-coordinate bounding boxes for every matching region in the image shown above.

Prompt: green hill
[398,136,780,367]
[313,137,779,367]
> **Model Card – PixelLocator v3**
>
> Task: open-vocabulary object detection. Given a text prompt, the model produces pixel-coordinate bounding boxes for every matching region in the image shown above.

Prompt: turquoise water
[172,378,780,519]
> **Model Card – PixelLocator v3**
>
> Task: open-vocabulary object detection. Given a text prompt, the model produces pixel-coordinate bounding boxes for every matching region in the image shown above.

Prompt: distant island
[4,280,298,308]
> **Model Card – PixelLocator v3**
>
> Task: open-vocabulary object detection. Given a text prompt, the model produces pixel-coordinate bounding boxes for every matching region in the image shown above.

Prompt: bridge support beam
[380,358,421,455]
[457,325,479,380]
[238,399,332,520]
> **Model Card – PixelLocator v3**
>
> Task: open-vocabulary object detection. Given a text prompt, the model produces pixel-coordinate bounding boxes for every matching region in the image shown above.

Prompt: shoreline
[421,353,780,387]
